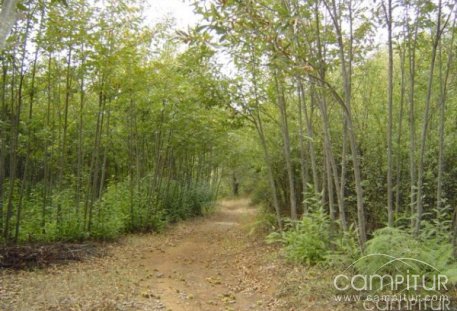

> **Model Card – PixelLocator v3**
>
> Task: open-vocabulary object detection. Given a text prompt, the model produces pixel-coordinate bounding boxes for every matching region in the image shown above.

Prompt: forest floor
[0,199,350,311]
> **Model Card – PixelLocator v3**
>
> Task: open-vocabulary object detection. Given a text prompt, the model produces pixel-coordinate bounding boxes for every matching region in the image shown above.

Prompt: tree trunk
[384,0,394,227]
[324,0,366,246]
[415,0,442,236]
[0,0,19,51]
[275,73,297,220]
[15,6,43,242]
[395,39,406,218]
[407,12,419,230]
[0,58,8,236]
[296,82,309,214]
[436,17,455,211]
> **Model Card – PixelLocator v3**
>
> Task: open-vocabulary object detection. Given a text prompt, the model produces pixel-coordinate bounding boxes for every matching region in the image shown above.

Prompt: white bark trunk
[0,0,19,51]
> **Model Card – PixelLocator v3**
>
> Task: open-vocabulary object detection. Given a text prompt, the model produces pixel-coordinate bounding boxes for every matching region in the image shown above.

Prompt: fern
[354,225,457,293]
[355,227,423,275]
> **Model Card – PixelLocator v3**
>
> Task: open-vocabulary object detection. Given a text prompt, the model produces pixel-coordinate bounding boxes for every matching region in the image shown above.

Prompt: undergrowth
[8,176,216,244]
[266,189,457,289]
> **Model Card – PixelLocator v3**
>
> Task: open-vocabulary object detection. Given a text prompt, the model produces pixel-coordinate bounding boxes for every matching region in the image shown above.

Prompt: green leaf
[16,2,27,11]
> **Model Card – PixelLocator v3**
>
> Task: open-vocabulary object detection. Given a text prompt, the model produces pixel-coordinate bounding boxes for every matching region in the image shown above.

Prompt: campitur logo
[333,254,454,310]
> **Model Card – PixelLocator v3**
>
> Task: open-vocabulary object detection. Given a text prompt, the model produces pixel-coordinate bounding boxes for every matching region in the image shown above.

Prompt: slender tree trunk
[324,143,336,222]
[58,43,73,187]
[0,58,8,236]
[407,13,419,230]
[5,17,31,242]
[384,0,394,227]
[306,88,320,192]
[75,43,86,230]
[311,8,347,229]
[128,98,135,228]
[254,122,283,228]
[395,44,406,218]
[3,64,17,241]
[296,82,309,214]
[0,0,19,51]
[415,0,442,236]
[314,88,345,226]
[15,4,46,242]
[274,73,297,220]
[436,17,455,211]
[248,46,282,228]
[84,75,105,232]
[254,115,282,229]
[98,108,110,199]
[87,84,105,232]
[340,121,348,229]
[324,0,366,245]
[290,1,309,214]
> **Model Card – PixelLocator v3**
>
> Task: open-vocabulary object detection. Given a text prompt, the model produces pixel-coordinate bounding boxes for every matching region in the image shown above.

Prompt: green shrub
[90,182,129,240]
[250,178,271,207]
[160,181,214,222]
[267,190,331,265]
[326,224,361,268]
[248,207,279,235]
[4,174,215,244]
[418,205,457,284]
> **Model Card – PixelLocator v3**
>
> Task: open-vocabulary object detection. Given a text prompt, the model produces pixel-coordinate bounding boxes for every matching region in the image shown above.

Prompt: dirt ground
[0,199,294,311]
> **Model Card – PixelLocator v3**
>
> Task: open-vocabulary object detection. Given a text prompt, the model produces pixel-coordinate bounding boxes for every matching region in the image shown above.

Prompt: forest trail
[0,199,287,311]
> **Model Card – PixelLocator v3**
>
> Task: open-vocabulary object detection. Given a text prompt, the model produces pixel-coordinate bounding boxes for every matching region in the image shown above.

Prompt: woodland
[0,0,457,307]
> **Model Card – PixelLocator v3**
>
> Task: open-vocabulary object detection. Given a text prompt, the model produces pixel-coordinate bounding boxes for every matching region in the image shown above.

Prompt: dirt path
[0,199,287,311]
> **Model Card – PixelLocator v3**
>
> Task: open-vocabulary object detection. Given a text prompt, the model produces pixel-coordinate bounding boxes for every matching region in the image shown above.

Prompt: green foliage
[326,224,361,268]
[0,0,229,244]
[267,190,331,265]
[419,205,453,244]
[6,175,216,243]
[91,181,131,239]
[248,206,279,235]
[249,178,272,207]
[160,181,215,223]
[354,225,457,289]
[355,227,424,275]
